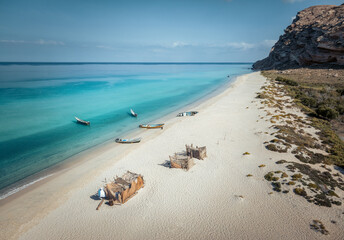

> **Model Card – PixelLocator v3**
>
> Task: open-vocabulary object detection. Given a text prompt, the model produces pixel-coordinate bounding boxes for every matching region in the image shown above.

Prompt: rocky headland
[253,4,344,70]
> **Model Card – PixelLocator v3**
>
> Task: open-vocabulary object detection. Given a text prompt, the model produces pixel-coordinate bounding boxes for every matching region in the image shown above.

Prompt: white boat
[130,108,138,117]
[177,111,198,117]
[75,116,90,125]
[115,137,142,144]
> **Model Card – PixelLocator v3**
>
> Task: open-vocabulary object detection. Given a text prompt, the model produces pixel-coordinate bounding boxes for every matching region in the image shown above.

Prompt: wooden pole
[96,199,105,210]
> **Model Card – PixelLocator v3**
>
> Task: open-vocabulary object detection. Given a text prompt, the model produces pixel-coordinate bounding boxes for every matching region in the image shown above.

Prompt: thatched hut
[186,144,207,160]
[169,153,194,171]
[105,171,144,205]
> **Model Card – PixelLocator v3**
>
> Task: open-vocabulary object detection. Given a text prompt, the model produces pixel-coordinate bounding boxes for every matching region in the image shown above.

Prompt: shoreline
[0,72,250,239]
[4,71,343,239]
[0,72,244,202]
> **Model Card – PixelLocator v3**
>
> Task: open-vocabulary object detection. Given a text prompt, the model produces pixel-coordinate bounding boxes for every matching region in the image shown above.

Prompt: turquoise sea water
[0,63,252,198]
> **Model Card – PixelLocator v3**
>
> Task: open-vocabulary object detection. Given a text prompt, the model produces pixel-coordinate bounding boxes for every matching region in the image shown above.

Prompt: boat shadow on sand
[90,194,101,201]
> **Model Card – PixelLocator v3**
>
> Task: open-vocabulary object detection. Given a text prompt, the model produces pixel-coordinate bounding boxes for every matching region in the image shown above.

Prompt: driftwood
[96,199,105,210]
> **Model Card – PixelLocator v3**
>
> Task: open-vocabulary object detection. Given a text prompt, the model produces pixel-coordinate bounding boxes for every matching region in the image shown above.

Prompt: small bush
[243,152,250,155]
[272,177,280,181]
[276,160,287,164]
[310,220,329,235]
[287,181,296,185]
[246,174,253,177]
[258,164,266,168]
[272,181,282,192]
[316,105,339,120]
[264,172,274,181]
[275,76,298,86]
[308,183,319,189]
[301,96,317,108]
[281,172,288,178]
[327,190,339,198]
[294,188,307,196]
[292,173,303,180]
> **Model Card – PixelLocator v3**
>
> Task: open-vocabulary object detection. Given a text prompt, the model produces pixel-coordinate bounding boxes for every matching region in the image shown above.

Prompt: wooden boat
[176,111,198,117]
[130,109,138,117]
[75,116,90,125]
[115,137,142,144]
[139,123,164,129]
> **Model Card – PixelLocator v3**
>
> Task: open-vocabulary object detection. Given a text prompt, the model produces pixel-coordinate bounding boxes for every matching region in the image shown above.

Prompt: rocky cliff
[253,4,344,70]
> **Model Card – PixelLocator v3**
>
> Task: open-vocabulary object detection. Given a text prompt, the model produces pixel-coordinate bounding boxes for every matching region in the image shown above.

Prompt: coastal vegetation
[257,69,344,209]
[262,70,344,168]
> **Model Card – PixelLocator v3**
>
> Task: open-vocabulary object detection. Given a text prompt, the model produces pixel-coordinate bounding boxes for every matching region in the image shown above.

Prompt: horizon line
[0,61,254,65]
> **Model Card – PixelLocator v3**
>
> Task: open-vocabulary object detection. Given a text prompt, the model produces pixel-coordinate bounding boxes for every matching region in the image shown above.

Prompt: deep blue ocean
[0,63,252,198]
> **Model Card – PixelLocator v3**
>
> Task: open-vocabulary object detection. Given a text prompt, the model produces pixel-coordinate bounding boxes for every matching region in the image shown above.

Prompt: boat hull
[75,117,90,125]
[115,138,142,144]
[139,124,164,129]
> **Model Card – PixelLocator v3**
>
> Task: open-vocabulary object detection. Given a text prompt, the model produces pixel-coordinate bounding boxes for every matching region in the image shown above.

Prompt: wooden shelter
[104,171,144,205]
[169,153,194,171]
[186,144,207,160]
[169,144,207,171]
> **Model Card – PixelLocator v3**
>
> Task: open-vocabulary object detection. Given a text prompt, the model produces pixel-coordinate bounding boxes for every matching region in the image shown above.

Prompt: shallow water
[0,63,251,197]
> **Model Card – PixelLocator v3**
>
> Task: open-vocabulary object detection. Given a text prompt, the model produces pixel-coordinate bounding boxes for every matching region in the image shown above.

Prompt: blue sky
[0,0,342,62]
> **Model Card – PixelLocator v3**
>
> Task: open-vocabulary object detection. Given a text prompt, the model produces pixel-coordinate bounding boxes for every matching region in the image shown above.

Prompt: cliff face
[253,4,344,70]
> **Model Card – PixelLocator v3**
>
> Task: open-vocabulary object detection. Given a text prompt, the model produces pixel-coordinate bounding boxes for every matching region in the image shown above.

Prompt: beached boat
[139,123,164,129]
[75,116,90,125]
[115,137,142,144]
[130,108,138,117]
[177,111,198,117]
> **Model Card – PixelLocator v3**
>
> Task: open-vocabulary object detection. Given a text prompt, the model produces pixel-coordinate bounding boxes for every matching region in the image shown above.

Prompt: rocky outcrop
[253,4,344,70]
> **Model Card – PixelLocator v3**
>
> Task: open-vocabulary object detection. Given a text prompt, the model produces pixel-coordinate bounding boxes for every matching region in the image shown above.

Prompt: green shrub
[300,96,317,108]
[294,188,307,196]
[316,105,339,119]
[308,183,319,189]
[276,160,287,164]
[287,181,296,185]
[275,76,298,86]
[292,173,303,180]
[264,172,274,181]
[327,190,339,198]
[281,172,288,178]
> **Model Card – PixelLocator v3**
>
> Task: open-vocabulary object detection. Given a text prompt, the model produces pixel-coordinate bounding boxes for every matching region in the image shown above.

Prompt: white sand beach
[1,72,343,240]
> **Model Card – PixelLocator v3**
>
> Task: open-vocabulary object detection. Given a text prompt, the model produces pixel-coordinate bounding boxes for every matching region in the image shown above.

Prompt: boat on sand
[115,137,142,144]
[75,116,90,125]
[139,123,164,129]
[177,111,198,117]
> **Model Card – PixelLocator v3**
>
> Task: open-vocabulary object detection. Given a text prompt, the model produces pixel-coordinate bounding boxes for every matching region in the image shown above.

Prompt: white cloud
[96,45,115,50]
[224,42,255,50]
[0,39,65,46]
[261,39,277,48]
[36,39,65,46]
[0,40,26,44]
[155,40,275,51]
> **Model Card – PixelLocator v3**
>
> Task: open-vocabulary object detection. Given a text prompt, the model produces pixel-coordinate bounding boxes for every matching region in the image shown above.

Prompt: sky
[0,0,342,62]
